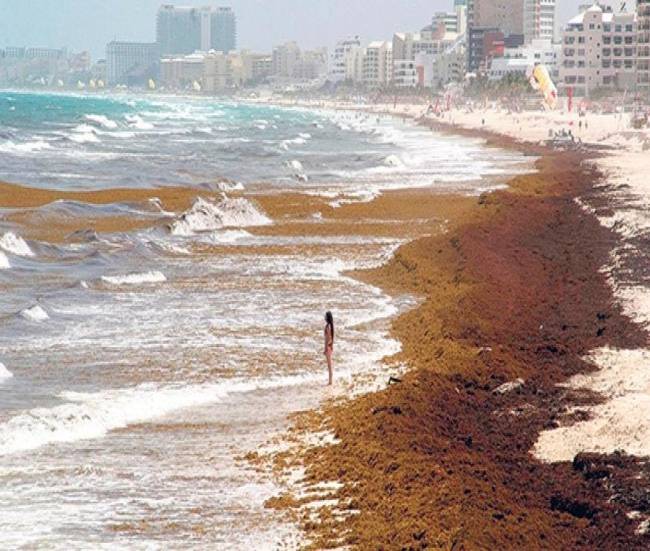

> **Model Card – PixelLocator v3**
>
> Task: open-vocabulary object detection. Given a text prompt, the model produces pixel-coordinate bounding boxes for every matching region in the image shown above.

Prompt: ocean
[0,91,528,548]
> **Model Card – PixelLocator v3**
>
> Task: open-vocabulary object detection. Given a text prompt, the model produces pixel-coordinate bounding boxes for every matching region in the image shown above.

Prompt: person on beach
[324,311,334,385]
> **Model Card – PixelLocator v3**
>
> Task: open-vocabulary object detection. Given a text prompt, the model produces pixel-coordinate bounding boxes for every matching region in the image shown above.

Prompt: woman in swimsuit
[324,311,334,386]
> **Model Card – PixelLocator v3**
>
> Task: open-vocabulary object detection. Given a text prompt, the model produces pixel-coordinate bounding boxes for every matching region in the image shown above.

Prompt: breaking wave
[125,114,154,130]
[0,251,10,269]
[0,140,52,154]
[170,196,272,236]
[0,362,12,381]
[101,270,167,286]
[20,305,50,322]
[0,232,34,257]
[85,114,118,129]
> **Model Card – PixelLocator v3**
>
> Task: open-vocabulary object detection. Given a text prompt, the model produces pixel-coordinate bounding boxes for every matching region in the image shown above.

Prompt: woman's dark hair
[325,311,334,341]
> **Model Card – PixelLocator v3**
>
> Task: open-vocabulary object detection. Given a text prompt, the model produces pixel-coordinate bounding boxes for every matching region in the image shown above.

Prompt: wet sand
[262,136,650,548]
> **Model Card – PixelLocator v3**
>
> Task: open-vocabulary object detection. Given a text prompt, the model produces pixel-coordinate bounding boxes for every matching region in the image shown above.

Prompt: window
[626,24,633,33]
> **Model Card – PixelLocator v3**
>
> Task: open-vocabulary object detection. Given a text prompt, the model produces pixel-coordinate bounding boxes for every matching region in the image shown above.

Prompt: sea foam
[85,114,118,129]
[0,362,12,381]
[101,270,167,286]
[0,140,52,154]
[20,305,49,322]
[0,251,9,269]
[170,196,272,237]
[0,232,34,257]
[0,374,325,456]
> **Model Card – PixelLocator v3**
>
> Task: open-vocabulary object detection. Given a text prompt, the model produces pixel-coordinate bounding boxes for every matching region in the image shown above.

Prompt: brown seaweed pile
[265,145,650,550]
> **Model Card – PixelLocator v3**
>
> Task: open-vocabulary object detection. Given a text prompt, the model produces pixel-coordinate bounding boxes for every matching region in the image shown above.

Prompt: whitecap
[85,114,118,129]
[170,196,272,236]
[384,154,405,168]
[20,305,49,322]
[0,140,52,154]
[125,114,154,130]
[0,362,12,381]
[0,232,34,257]
[69,125,100,144]
[0,251,10,269]
[101,271,167,286]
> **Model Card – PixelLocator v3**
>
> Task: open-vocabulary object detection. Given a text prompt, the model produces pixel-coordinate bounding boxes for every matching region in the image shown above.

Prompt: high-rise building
[639,0,650,94]
[211,7,237,53]
[106,41,160,85]
[467,0,525,37]
[328,36,363,83]
[560,3,637,97]
[157,5,203,56]
[156,5,237,56]
[524,0,556,44]
[361,41,393,88]
[272,42,301,78]
[433,1,468,35]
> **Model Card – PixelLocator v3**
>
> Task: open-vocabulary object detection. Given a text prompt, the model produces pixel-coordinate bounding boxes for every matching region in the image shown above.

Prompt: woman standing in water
[324,311,334,385]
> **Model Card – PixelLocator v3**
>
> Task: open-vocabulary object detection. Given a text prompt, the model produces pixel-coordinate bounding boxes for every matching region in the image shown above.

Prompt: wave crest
[20,305,49,322]
[0,232,34,257]
[170,196,272,236]
[101,271,167,286]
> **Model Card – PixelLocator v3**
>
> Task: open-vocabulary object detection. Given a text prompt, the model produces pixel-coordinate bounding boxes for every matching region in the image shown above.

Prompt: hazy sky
[0,0,588,61]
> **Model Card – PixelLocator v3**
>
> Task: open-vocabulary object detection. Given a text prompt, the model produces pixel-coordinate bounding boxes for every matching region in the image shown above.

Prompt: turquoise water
[0,90,523,193]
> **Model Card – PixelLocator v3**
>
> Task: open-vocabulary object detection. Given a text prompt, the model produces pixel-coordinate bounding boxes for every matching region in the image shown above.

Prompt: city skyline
[0,0,587,60]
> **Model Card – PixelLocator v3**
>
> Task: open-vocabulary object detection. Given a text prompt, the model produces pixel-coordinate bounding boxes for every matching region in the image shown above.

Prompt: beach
[0,91,532,548]
[253,98,650,548]
[2,89,650,548]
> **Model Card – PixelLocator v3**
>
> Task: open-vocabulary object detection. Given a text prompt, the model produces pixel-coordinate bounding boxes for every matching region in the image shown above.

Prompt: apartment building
[361,41,393,87]
[160,51,205,88]
[433,1,468,35]
[524,0,556,44]
[203,51,244,92]
[271,42,301,78]
[639,0,650,94]
[328,36,362,83]
[560,3,637,96]
[488,38,560,80]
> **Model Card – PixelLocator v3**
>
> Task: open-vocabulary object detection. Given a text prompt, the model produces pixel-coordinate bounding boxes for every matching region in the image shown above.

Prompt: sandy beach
[2,90,650,548]
[250,97,650,548]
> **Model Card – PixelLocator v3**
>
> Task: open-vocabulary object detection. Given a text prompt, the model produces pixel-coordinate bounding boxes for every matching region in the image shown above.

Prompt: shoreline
[262,108,650,548]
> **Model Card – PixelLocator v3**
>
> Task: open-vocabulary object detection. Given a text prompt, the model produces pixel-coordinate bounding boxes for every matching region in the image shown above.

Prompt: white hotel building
[559,3,637,96]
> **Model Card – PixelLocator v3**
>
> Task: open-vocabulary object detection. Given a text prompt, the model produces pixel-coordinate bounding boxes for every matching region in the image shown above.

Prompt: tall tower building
[156,5,202,56]
[639,0,650,94]
[156,5,237,56]
[211,7,237,53]
[524,0,556,44]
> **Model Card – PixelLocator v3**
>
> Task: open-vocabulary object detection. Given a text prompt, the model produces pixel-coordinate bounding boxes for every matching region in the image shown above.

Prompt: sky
[0,0,590,61]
